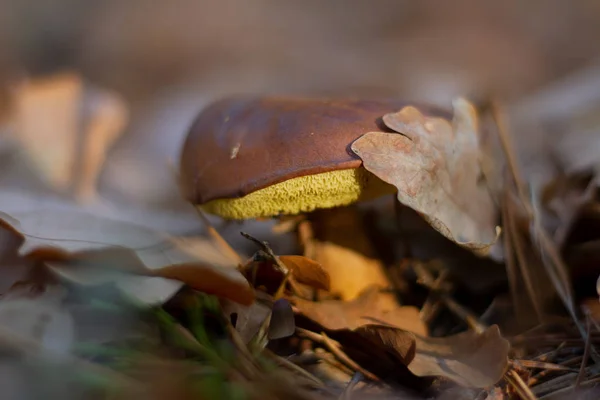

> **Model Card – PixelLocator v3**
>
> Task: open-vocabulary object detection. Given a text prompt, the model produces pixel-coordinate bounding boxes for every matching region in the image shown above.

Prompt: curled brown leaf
[351,98,499,253]
[293,286,427,335]
[409,325,510,388]
[354,325,417,365]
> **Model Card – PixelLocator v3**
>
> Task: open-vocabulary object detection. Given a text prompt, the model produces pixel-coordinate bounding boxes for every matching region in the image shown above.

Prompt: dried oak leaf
[351,98,499,252]
[409,325,510,388]
[292,286,427,335]
[0,207,254,306]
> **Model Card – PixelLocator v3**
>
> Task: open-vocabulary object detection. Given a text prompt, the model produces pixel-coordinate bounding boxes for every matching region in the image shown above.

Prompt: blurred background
[0,0,599,231]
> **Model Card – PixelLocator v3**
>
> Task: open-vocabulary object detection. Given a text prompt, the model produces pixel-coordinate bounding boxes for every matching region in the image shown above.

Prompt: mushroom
[179,96,450,219]
[179,96,450,298]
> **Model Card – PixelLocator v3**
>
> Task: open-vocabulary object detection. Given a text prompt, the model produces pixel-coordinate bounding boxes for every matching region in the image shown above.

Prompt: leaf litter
[0,69,599,400]
[292,285,427,335]
[300,206,395,301]
[293,286,509,388]
[0,200,254,306]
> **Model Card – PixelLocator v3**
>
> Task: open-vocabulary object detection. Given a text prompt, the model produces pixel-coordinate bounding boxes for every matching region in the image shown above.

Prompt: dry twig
[575,307,593,388]
[295,327,381,382]
[505,368,538,400]
[491,101,600,364]
[413,262,487,333]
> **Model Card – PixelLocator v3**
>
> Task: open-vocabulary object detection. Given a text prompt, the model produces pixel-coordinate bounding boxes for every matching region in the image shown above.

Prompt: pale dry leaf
[74,87,129,203]
[9,71,82,192]
[0,287,75,355]
[351,98,499,252]
[7,70,128,202]
[220,296,294,343]
[409,325,510,388]
[0,206,253,305]
[0,188,202,237]
[293,286,427,335]
[220,293,272,344]
[311,241,391,300]
[268,298,295,340]
[113,276,184,306]
[66,302,154,345]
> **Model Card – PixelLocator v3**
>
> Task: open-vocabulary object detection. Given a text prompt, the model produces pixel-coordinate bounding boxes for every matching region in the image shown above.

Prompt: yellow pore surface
[201,167,396,219]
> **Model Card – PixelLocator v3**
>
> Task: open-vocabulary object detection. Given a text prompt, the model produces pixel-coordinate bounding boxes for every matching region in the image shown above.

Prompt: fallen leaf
[334,324,509,388]
[351,98,499,251]
[0,207,253,305]
[293,286,427,335]
[354,325,417,365]
[0,228,38,295]
[298,349,354,389]
[241,260,283,294]
[268,298,295,340]
[47,262,183,305]
[0,188,202,237]
[221,296,271,344]
[241,254,330,293]
[279,255,331,291]
[74,85,129,203]
[67,302,154,346]
[7,71,128,202]
[409,325,510,388]
[0,287,75,355]
[220,291,296,344]
[310,241,391,300]
[332,325,422,386]
[8,72,82,192]
[302,206,393,300]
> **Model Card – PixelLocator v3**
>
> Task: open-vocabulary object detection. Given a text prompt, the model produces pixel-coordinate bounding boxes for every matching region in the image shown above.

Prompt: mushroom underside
[201,167,396,219]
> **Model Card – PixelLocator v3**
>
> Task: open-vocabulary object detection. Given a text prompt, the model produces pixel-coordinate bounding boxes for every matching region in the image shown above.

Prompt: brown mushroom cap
[179,96,450,219]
